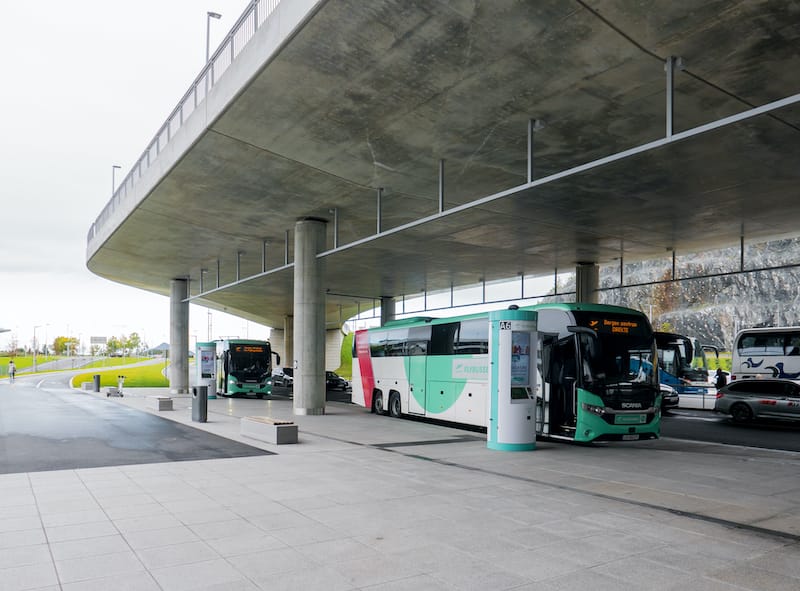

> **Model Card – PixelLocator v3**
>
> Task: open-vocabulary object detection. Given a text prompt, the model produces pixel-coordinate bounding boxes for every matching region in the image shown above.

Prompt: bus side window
[430,323,457,356]
[786,333,800,355]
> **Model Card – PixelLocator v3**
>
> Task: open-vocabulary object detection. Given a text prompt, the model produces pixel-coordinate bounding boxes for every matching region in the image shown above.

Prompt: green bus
[351,302,661,443]
[215,339,278,398]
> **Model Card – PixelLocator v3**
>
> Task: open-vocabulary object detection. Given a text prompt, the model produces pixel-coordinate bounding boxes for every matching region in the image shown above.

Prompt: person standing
[8,360,16,383]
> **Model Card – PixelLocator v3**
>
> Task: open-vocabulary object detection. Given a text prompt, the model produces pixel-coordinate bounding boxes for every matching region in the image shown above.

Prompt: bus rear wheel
[372,392,385,414]
[389,393,401,418]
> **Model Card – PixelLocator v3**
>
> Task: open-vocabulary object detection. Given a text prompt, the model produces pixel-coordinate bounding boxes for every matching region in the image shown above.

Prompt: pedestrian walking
[8,360,16,383]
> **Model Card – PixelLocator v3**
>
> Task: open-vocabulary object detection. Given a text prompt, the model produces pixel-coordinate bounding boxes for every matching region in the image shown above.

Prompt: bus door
[543,334,578,435]
[218,351,230,394]
[702,344,721,408]
[406,354,427,415]
[537,334,557,436]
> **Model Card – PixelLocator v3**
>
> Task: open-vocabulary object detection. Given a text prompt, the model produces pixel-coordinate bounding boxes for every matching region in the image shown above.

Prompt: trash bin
[93,374,100,393]
[192,385,208,423]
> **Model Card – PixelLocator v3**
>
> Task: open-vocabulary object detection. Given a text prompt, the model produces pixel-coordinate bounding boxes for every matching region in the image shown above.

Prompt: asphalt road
[0,373,272,474]
[661,408,800,452]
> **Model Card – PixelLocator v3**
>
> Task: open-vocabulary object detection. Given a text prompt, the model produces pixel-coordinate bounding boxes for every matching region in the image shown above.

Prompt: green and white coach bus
[215,339,277,398]
[351,303,661,443]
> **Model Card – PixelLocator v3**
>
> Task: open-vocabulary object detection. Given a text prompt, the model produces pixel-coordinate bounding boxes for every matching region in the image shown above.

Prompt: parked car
[660,383,679,411]
[326,371,349,391]
[714,378,800,423]
[271,367,293,388]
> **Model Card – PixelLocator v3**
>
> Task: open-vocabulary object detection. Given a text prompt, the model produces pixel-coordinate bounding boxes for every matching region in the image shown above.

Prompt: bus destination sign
[588,318,643,336]
[235,345,266,353]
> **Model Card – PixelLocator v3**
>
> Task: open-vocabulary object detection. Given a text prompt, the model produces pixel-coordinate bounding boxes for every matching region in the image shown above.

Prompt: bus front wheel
[389,393,401,418]
[372,392,385,414]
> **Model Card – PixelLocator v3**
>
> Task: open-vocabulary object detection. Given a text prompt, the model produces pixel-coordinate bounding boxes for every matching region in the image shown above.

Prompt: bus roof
[367,302,649,332]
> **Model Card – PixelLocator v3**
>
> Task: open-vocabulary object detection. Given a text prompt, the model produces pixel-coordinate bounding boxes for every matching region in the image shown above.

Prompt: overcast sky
[0,0,267,352]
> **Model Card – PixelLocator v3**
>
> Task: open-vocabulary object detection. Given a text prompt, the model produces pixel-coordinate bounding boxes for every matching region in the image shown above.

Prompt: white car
[271,367,293,388]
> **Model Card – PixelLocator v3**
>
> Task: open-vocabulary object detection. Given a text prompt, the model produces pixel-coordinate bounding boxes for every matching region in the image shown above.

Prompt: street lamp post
[206,12,222,63]
[112,164,121,194]
[33,325,42,372]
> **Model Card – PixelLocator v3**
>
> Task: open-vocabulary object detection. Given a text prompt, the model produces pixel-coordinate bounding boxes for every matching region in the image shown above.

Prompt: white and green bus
[215,339,278,398]
[352,302,661,443]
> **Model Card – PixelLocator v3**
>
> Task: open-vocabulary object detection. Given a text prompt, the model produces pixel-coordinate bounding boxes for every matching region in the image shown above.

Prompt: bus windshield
[569,311,657,390]
[582,332,657,388]
[229,347,270,375]
[655,333,708,382]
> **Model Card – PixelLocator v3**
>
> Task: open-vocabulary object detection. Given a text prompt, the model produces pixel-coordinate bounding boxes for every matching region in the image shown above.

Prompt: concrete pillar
[169,278,190,394]
[283,315,293,368]
[293,217,327,415]
[575,262,599,303]
[380,296,396,326]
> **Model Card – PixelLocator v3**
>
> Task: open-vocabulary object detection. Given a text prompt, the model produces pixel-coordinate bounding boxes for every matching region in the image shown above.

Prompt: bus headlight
[581,402,606,416]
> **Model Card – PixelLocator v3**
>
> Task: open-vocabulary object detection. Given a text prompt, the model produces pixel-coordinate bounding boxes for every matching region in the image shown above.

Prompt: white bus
[731,327,800,382]
[351,302,661,443]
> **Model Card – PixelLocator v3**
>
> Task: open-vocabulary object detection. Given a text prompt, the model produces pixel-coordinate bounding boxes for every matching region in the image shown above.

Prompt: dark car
[714,378,800,423]
[660,383,679,411]
[271,367,293,388]
[326,371,349,391]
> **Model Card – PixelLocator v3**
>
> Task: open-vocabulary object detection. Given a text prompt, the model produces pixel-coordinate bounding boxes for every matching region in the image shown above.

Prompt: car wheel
[373,392,384,414]
[389,393,401,418]
[730,403,754,423]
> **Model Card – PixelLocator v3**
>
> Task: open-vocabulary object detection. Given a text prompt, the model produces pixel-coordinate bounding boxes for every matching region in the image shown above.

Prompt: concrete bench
[81,382,94,391]
[106,387,123,397]
[241,416,298,444]
[147,396,173,411]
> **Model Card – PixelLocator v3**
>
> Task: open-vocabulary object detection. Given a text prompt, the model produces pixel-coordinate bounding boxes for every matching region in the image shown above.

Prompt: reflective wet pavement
[0,382,271,474]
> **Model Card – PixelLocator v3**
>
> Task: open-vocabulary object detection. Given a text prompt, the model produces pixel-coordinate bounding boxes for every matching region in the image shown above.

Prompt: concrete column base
[293,407,325,416]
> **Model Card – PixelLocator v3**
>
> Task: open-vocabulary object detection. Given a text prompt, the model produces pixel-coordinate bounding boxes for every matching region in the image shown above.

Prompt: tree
[52,336,79,355]
[126,332,142,356]
[106,336,124,356]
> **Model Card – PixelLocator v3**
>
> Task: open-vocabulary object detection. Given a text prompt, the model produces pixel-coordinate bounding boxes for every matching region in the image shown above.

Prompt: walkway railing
[87,0,282,244]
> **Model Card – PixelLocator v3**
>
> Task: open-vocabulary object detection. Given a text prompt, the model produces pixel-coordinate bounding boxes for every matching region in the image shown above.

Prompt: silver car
[714,379,800,423]
[271,367,293,388]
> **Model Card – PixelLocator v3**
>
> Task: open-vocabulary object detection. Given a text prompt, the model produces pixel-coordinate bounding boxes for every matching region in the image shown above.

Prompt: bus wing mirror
[568,325,598,339]
[273,352,281,366]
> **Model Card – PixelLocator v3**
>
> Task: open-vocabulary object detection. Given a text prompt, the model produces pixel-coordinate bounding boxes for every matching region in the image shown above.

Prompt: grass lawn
[71,361,170,388]
[80,357,156,369]
[1,355,57,375]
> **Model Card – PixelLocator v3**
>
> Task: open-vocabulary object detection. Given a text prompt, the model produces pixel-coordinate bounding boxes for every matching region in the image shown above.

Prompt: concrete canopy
[87,0,800,329]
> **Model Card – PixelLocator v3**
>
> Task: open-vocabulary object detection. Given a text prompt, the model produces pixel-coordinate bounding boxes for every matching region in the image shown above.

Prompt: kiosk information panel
[196,341,218,399]
[488,309,538,451]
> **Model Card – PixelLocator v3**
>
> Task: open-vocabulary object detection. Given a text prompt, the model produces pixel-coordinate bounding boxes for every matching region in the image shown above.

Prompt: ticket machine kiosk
[487,308,538,451]
[195,341,217,399]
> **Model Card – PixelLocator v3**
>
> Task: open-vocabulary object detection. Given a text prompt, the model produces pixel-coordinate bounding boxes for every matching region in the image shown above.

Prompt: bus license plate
[622,434,640,441]
[616,414,645,425]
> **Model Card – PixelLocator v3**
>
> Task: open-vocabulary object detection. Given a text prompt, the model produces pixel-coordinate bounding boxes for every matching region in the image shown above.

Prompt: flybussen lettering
[452,359,489,380]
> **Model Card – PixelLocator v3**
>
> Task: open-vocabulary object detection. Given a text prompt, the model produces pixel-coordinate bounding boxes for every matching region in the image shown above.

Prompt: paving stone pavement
[0,386,798,590]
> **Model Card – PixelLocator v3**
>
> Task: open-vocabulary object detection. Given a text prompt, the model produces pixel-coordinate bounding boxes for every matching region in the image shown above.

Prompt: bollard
[93,374,101,393]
